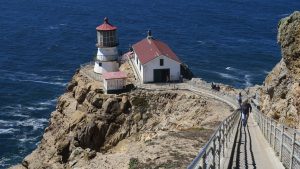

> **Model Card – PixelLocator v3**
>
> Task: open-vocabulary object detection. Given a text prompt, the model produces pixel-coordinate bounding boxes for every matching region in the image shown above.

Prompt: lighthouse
[94,17,119,74]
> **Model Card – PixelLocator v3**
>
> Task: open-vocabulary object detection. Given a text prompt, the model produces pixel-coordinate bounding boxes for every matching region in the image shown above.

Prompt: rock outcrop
[258,11,300,128]
[11,66,233,169]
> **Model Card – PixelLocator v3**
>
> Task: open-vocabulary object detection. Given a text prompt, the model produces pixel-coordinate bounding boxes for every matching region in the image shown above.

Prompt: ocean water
[0,0,299,167]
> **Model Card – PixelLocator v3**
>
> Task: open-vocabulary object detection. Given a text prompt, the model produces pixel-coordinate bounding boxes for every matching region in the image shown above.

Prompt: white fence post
[289,132,296,169]
[280,126,284,162]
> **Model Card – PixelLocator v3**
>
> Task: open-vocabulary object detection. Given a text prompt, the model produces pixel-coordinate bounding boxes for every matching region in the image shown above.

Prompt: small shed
[102,71,127,93]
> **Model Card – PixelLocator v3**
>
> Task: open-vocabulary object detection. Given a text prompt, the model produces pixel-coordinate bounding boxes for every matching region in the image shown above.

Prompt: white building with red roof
[102,71,127,93]
[132,30,181,83]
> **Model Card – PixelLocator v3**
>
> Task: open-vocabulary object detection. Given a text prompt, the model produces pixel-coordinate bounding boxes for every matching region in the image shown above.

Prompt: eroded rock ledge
[256,11,300,128]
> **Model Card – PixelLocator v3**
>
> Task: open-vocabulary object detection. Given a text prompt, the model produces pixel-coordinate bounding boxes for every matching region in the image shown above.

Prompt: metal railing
[252,100,300,169]
[188,110,240,169]
[80,62,102,81]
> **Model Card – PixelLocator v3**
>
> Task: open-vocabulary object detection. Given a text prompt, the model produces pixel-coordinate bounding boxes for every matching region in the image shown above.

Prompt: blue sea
[0,0,299,167]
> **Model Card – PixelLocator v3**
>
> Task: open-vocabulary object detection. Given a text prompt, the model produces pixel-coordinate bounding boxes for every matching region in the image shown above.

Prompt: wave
[244,74,252,87]
[49,26,59,30]
[263,70,269,74]
[25,106,48,111]
[279,13,290,17]
[218,72,240,81]
[38,98,57,106]
[196,40,206,45]
[19,136,40,143]
[225,66,241,73]
[0,128,19,134]
[0,120,15,127]
[41,69,69,72]
[11,79,67,87]
[0,157,10,167]
[0,69,67,86]
[16,118,48,131]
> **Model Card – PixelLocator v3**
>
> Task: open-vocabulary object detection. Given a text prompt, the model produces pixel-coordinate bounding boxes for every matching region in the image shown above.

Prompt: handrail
[80,62,102,81]
[187,110,240,169]
[252,100,300,169]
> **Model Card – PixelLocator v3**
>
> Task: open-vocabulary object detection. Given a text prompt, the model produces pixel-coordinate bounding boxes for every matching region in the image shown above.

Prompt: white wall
[96,47,118,61]
[133,53,143,81]
[142,55,180,83]
[94,61,119,74]
[104,78,126,91]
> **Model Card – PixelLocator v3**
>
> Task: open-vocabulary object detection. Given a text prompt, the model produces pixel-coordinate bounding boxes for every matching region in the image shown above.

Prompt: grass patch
[132,96,149,112]
[128,158,139,169]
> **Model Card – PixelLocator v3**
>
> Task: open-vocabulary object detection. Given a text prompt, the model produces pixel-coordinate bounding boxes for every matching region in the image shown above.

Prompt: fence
[252,101,300,169]
[80,62,102,81]
[188,110,240,169]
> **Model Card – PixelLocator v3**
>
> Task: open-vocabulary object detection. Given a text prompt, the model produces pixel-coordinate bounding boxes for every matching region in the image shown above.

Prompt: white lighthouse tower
[94,17,119,74]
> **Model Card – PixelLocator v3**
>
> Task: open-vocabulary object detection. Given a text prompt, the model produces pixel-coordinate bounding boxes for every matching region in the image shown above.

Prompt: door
[153,69,170,82]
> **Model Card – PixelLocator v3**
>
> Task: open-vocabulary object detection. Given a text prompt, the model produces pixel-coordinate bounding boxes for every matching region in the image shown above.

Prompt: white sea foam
[41,69,69,72]
[49,26,59,30]
[0,120,15,127]
[12,79,67,86]
[19,136,39,143]
[0,69,67,86]
[25,106,48,111]
[0,128,19,134]
[17,118,48,130]
[263,70,269,74]
[0,157,10,167]
[197,40,206,45]
[38,98,57,106]
[244,74,252,87]
[279,13,289,17]
[218,72,240,80]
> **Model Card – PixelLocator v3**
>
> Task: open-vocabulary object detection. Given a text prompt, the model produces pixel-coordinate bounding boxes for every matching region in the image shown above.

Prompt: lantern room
[96,17,118,48]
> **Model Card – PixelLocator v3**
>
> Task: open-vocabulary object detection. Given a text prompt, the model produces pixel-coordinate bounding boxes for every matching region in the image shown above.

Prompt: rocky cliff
[258,11,300,128]
[11,64,233,169]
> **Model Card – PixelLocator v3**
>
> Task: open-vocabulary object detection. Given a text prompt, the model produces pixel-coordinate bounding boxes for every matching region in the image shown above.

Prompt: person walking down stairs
[241,99,252,127]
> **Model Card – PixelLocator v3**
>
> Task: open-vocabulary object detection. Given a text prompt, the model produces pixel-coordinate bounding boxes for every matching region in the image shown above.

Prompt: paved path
[137,82,285,168]
[231,113,284,169]
[125,60,287,168]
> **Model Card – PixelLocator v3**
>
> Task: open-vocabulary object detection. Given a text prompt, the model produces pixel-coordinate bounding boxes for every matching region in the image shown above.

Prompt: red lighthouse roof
[96,17,117,31]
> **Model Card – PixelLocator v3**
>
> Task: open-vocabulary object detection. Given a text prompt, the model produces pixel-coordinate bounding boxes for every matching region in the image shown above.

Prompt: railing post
[273,124,277,150]
[264,118,267,138]
[280,126,284,161]
[202,151,207,169]
[269,119,272,144]
[218,136,221,169]
[289,132,296,169]
[213,139,216,169]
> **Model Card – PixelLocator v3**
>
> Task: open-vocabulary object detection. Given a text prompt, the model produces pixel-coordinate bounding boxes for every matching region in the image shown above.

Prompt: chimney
[147,30,153,39]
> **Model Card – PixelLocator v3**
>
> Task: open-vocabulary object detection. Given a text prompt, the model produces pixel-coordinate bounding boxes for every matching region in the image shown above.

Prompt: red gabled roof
[103,71,127,80]
[132,38,181,65]
[96,17,117,31]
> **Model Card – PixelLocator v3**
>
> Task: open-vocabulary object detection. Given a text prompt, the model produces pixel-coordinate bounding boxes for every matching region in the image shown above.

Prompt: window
[98,62,102,66]
[160,59,164,66]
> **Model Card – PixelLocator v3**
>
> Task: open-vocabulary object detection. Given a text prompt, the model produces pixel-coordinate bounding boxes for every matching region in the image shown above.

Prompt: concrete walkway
[126,59,286,168]
[230,113,284,169]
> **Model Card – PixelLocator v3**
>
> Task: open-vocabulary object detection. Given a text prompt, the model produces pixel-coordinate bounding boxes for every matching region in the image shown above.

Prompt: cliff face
[259,11,300,128]
[12,66,233,169]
